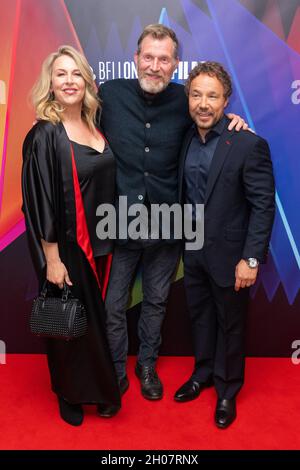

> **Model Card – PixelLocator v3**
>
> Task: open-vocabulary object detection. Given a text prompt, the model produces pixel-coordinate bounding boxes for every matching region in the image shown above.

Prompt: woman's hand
[41,239,73,289]
[46,259,73,289]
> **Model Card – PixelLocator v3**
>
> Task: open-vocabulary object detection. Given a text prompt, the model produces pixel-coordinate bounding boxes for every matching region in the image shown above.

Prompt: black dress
[22,121,120,407]
[71,140,115,257]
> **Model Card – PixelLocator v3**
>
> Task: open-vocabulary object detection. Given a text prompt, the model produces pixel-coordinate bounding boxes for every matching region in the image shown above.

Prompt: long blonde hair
[31,45,99,132]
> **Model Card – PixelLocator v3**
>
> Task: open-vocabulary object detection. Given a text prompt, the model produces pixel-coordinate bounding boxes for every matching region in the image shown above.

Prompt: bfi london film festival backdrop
[0,0,299,357]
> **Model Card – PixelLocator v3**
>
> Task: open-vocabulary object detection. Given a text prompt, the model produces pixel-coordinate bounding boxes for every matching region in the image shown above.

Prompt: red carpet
[0,355,299,450]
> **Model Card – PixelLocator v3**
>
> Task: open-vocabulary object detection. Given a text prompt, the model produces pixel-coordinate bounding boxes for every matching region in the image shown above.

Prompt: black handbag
[30,281,87,340]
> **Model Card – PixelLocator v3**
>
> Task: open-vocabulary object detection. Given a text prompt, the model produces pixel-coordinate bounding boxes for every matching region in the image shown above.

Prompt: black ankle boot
[58,396,84,426]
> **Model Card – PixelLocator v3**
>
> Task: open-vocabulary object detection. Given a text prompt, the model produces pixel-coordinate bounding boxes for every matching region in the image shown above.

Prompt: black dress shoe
[58,397,84,426]
[215,398,236,429]
[97,403,120,418]
[135,363,163,400]
[174,378,213,402]
[119,375,129,396]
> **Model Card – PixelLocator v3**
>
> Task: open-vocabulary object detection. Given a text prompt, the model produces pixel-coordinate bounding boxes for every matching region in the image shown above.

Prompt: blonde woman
[22,46,120,426]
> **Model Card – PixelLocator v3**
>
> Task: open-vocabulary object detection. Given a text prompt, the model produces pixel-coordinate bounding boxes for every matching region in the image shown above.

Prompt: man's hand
[234,259,258,291]
[227,113,251,132]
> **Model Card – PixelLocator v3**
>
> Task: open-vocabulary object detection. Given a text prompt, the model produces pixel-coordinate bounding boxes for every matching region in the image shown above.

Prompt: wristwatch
[245,258,259,269]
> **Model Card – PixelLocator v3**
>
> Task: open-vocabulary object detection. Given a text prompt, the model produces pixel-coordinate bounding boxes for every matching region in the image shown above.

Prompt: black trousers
[184,250,249,400]
[105,240,181,379]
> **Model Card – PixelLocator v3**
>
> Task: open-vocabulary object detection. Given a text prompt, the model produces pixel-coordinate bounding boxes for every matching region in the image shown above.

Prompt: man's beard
[138,75,168,94]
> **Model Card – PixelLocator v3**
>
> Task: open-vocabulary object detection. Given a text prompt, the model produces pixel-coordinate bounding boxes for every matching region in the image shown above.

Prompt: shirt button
[144,172,149,177]
[145,147,150,152]
[138,195,143,201]
[145,123,151,128]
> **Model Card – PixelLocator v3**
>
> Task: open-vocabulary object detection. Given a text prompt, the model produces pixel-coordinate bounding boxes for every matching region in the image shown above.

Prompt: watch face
[248,258,258,268]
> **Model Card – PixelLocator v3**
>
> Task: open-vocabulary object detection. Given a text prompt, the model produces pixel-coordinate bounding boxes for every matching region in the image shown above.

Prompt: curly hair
[185,61,232,99]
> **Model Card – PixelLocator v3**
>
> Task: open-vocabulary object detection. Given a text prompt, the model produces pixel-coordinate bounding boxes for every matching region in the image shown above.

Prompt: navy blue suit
[179,117,275,398]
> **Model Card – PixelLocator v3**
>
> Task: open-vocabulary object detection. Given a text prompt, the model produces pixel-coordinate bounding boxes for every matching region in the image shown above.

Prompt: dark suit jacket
[178,117,275,287]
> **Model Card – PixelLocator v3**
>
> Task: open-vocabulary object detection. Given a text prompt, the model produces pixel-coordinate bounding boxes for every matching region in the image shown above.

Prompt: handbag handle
[40,280,72,303]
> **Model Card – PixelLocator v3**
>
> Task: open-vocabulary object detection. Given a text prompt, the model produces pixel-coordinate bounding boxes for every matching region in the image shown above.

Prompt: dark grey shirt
[184,116,226,220]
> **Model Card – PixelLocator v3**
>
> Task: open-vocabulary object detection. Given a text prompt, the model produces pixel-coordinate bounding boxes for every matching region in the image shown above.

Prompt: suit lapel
[204,126,235,204]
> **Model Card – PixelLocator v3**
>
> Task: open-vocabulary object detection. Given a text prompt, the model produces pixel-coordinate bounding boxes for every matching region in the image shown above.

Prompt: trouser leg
[137,242,181,366]
[210,279,249,399]
[184,251,216,382]
[105,245,141,379]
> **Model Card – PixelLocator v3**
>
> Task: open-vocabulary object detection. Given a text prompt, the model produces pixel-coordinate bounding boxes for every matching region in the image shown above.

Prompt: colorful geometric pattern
[1,0,299,308]
[0,0,82,252]
[240,0,300,51]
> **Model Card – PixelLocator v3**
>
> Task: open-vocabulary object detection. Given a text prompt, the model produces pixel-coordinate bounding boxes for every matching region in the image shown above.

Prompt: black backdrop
[1,234,299,356]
